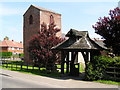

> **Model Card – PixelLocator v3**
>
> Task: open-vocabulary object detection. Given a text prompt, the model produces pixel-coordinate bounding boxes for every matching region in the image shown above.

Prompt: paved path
[0,69,119,88]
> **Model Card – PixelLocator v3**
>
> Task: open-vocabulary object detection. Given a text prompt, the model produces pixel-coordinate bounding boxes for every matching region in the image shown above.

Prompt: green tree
[4,36,9,40]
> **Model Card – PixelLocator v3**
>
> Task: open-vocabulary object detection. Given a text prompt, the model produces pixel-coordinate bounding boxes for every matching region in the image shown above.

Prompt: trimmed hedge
[0,51,12,58]
[85,56,120,81]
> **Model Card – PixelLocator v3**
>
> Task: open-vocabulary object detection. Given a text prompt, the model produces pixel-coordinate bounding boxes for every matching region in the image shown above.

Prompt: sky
[0,1,119,42]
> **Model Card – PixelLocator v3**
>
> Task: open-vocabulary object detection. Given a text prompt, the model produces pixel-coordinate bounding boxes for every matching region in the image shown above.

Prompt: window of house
[12,47,14,50]
[50,15,54,24]
[29,15,33,24]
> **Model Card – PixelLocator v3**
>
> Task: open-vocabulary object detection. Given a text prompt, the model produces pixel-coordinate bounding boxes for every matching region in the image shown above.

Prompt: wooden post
[6,60,8,68]
[32,65,34,70]
[11,61,12,69]
[70,51,75,75]
[16,62,17,70]
[114,66,116,81]
[66,51,69,73]
[61,51,65,74]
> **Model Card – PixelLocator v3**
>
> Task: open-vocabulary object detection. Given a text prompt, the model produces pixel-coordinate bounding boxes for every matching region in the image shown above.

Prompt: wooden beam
[61,51,66,74]
[66,51,69,73]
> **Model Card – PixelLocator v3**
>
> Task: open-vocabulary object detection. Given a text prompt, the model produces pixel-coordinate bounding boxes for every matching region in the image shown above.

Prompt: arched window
[50,15,54,24]
[29,15,33,24]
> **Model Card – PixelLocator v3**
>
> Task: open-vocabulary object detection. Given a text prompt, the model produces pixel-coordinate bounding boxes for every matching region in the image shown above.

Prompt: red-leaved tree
[93,7,120,55]
[28,22,64,71]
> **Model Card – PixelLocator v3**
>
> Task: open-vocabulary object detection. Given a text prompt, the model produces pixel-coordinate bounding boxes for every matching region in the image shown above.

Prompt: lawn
[1,64,120,85]
[94,80,120,85]
[1,60,85,78]
[1,60,119,85]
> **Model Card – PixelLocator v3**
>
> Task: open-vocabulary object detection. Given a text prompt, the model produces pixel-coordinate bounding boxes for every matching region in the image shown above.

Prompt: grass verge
[1,66,119,85]
[94,80,120,85]
[0,66,61,77]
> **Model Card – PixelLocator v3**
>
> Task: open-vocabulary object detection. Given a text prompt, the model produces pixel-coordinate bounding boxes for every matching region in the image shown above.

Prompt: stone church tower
[23,5,61,63]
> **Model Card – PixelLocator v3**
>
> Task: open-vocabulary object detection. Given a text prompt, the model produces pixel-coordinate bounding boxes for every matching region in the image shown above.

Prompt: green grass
[94,80,120,85]
[57,63,85,73]
[1,64,120,86]
[1,65,61,77]
[1,63,85,78]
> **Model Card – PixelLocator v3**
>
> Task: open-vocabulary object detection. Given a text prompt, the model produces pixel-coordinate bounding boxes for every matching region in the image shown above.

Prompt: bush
[19,53,24,58]
[0,51,12,58]
[85,56,120,81]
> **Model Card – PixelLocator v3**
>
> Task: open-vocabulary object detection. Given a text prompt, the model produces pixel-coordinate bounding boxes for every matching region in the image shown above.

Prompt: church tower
[23,5,61,63]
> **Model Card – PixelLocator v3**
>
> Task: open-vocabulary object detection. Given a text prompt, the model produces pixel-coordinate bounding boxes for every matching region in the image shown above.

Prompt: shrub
[19,53,24,58]
[0,51,12,58]
[85,55,120,81]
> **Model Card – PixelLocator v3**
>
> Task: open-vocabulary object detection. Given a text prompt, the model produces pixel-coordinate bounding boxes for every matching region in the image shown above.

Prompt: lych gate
[52,29,106,76]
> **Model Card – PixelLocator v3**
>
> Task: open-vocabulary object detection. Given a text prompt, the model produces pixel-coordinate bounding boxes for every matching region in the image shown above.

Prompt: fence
[1,60,42,71]
[106,65,120,82]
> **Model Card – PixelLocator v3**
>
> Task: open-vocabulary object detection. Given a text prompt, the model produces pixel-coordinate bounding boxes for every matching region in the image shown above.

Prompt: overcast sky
[0,1,119,42]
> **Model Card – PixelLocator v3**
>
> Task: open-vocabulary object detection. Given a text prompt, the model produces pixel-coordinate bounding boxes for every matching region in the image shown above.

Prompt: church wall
[40,11,61,37]
[23,7,40,63]
[23,5,62,64]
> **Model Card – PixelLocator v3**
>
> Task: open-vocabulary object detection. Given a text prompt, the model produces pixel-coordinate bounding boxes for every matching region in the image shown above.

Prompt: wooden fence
[1,60,120,81]
[1,60,41,71]
[106,65,120,82]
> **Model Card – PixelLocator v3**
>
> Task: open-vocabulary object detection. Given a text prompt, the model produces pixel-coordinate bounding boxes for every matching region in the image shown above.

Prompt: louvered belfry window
[29,15,33,24]
[50,15,54,24]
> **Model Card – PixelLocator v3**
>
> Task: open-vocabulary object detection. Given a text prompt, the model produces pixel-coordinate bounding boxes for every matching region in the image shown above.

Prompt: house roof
[52,29,107,50]
[92,38,107,49]
[0,40,23,48]
[24,5,61,16]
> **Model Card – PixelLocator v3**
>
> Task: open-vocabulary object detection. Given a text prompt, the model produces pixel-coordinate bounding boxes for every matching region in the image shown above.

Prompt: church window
[50,15,54,24]
[29,15,33,24]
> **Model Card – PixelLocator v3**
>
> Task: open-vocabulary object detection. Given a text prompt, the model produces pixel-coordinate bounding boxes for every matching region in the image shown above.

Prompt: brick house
[23,5,61,63]
[0,38,23,54]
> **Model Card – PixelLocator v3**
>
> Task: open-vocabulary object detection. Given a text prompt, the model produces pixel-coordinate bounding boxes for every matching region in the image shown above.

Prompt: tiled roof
[52,29,107,50]
[24,5,61,16]
[0,40,23,48]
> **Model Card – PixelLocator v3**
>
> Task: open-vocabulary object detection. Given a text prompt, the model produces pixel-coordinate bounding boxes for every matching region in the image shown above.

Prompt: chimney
[20,41,22,43]
[12,40,14,42]
[4,36,9,40]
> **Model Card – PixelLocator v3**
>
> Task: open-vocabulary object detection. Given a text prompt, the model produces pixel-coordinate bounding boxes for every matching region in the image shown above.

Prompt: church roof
[24,5,61,16]
[52,29,107,50]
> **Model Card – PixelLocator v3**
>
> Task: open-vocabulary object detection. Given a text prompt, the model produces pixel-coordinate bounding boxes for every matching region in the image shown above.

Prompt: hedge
[85,56,120,81]
[0,51,12,58]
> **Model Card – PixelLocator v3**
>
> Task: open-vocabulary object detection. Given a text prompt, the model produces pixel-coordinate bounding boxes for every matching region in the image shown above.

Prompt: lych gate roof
[65,29,87,37]
[52,29,107,50]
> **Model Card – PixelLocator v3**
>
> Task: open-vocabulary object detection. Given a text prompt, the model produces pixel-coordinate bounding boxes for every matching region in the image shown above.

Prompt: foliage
[85,55,120,81]
[4,36,9,40]
[19,53,24,57]
[0,51,12,58]
[93,7,120,55]
[28,22,64,71]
